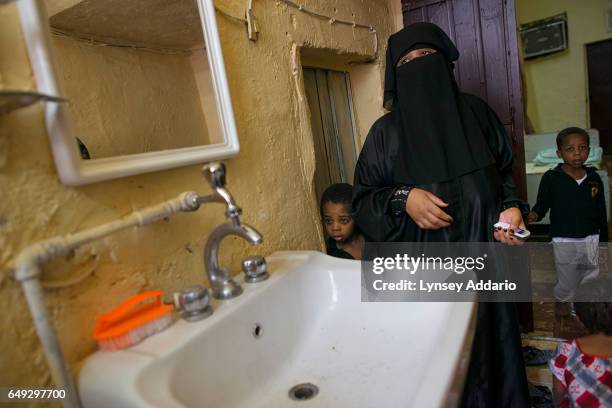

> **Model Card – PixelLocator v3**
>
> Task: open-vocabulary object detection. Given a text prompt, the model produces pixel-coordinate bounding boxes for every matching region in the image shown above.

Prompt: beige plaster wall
[0,0,396,402]
[387,0,403,33]
[517,0,612,133]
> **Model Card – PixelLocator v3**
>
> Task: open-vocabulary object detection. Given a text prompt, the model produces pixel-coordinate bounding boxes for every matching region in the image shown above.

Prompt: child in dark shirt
[320,183,364,260]
[527,127,608,308]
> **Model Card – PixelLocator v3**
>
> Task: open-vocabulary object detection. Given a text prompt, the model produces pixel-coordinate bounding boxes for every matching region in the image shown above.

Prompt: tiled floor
[522,302,589,389]
[522,302,559,390]
[522,281,602,393]
[523,335,558,388]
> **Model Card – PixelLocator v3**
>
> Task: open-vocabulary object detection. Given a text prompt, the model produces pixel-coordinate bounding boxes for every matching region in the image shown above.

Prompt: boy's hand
[406,188,453,230]
[526,211,539,224]
[494,208,526,245]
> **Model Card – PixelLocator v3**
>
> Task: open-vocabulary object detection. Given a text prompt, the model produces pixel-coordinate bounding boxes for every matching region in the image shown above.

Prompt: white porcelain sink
[79,251,476,408]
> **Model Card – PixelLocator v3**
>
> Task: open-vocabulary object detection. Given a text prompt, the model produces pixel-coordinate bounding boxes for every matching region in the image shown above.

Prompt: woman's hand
[406,188,453,230]
[494,207,526,245]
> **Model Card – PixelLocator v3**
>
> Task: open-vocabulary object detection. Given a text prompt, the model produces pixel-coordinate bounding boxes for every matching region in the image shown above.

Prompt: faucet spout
[201,162,242,219]
[204,221,263,299]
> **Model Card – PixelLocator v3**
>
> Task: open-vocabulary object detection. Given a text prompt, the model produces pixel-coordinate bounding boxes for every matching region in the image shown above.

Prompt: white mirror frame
[17,0,239,186]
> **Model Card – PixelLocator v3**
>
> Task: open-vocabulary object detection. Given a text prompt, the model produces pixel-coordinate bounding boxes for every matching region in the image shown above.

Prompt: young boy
[527,127,608,309]
[320,183,363,260]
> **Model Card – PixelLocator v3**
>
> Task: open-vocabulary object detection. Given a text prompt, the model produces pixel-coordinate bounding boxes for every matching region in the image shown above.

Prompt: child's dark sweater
[325,237,355,259]
[532,164,608,241]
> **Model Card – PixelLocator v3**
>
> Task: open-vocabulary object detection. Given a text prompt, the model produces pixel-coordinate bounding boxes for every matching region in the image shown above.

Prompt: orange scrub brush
[93,290,174,351]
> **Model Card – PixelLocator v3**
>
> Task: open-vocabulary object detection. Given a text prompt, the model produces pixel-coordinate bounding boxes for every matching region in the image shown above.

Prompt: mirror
[17,0,239,185]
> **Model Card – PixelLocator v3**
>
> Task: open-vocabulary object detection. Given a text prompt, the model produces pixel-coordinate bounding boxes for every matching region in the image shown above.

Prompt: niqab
[384,23,495,185]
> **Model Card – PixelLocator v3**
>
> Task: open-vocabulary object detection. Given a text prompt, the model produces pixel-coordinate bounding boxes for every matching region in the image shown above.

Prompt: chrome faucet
[198,162,242,219]
[201,163,263,299]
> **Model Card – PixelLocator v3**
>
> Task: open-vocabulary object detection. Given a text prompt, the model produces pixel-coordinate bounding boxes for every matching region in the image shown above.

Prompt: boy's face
[557,133,589,169]
[322,202,355,243]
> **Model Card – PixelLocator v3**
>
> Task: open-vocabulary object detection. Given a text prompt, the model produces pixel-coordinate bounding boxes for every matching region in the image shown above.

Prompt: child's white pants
[552,234,600,302]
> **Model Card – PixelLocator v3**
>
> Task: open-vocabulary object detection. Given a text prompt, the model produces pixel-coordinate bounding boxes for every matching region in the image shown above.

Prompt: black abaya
[352,94,530,407]
[353,93,521,243]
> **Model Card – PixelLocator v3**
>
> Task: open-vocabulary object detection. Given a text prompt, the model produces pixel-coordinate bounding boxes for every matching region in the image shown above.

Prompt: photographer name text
[372,279,517,292]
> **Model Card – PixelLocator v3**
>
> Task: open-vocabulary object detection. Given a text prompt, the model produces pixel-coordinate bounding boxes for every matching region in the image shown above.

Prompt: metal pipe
[13,191,202,408]
[22,277,80,408]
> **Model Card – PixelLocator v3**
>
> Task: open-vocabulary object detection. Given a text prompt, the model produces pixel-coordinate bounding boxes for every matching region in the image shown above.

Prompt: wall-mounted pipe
[277,0,379,61]
[13,191,207,408]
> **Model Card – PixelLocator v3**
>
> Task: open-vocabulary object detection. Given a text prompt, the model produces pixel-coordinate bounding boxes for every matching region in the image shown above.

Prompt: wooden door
[587,39,612,154]
[402,0,532,332]
[402,0,527,203]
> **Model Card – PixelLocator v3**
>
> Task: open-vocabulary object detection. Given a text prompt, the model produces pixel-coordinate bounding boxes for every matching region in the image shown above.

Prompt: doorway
[587,39,612,154]
[303,67,359,202]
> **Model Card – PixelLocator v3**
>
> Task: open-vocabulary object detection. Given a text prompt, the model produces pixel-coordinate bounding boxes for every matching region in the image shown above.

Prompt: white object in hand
[494,222,530,239]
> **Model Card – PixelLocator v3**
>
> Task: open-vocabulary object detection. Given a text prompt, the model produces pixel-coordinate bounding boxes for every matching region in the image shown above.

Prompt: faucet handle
[174,285,213,322]
[202,162,226,189]
[242,255,269,283]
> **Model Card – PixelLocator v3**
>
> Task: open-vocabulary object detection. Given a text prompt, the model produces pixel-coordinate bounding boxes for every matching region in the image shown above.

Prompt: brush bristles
[98,314,173,351]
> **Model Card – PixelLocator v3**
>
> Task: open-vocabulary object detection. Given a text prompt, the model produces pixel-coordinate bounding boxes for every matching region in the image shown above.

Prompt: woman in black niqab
[385,23,496,185]
[352,23,530,407]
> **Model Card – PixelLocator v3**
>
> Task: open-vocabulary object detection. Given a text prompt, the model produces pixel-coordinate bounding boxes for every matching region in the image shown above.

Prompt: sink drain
[288,383,319,401]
